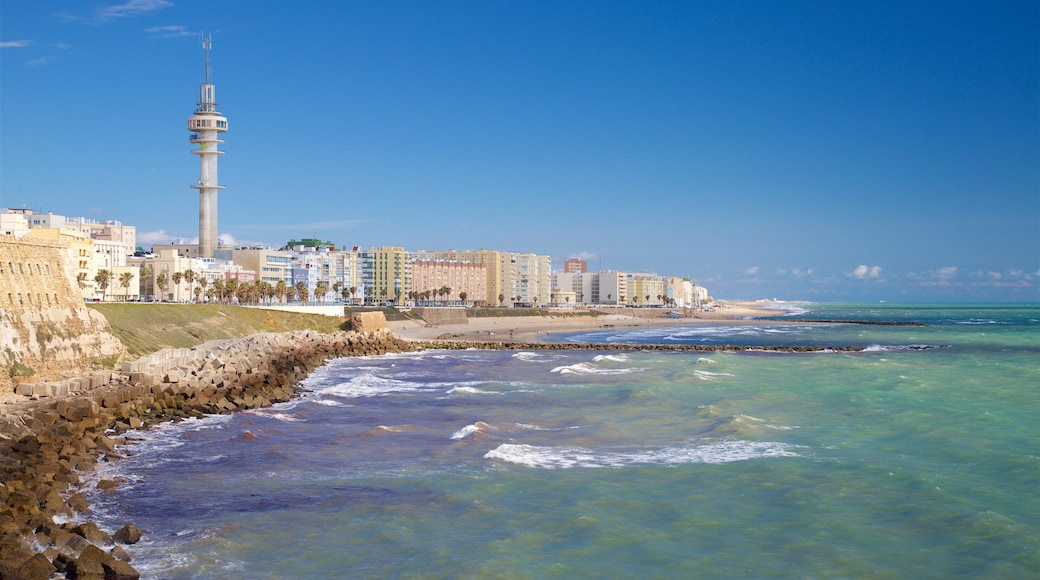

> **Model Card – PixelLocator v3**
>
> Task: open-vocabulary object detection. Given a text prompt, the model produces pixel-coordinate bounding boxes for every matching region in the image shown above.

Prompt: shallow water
[85,303,1039,578]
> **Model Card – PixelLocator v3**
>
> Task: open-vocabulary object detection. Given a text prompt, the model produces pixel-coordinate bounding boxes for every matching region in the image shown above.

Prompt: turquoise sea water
[85,303,1039,578]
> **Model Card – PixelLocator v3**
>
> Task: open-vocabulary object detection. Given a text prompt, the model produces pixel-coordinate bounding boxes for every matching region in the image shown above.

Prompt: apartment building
[411,259,486,304]
[361,246,411,304]
[231,247,292,288]
[628,275,665,307]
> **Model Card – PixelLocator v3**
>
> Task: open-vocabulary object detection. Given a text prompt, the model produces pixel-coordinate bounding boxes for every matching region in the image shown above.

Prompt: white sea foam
[692,369,734,380]
[447,386,501,395]
[452,421,492,440]
[484,440,802,469]
[592,353,630,363]
[513,351,541,361]
[313,398,344,407]
[315,371,482,399]
[551,362,645,375]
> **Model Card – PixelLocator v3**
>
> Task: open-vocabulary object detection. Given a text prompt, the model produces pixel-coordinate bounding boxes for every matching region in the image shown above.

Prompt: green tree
[94,269,112,302]
[315,281,328,304]
[296,281,309,303]
[498,294,505,306]
[171,272,184,301]
[183,269,197,302]
[199,276,211,302]
[139,265,152,299]
[155,272,169,301]
[118,271,135,301]
[459,291,467,303]
[275,280,287,303]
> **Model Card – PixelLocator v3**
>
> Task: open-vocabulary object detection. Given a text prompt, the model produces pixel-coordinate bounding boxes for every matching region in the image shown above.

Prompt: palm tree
[295,281,309,303]
[224,278,237,303]
[645,295,651,307]
[76,272,88,289]
[607,293,612,303]
[275,280,287,303]
[171,272,184,301]
[332,282,342,301]
[139,266,152,300]
[348,286,357,304]
[183,269,196,301]
[118,271,135,301]
[498,294,505,306]
[284,284,297,303]
[315,281,328,304]
[155,272,169,301]
[199,276,211,302]
[532,296,538,307]
[94,269,112,302]
[459,291,467,303]
[211,279,225,303]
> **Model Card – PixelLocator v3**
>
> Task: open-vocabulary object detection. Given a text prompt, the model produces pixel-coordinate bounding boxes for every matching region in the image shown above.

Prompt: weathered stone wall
[0,328,415,578]
[411,307,468,325]
[0,237,125,395]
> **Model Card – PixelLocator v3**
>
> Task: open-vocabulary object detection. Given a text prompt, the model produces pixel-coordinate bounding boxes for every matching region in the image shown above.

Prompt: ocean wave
[452,421,493,440]
[592,353,630,363]
[551,362,646,375]
[313,398,345,407]
[692,369,734,381]
[447,386,501,396]
[862,344,946,352]
[314,371,485,399]
[513,351,541,361]
[484,440,802,469]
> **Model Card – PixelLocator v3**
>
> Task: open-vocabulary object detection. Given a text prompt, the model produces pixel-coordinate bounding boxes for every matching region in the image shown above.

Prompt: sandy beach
[389,300,786,343]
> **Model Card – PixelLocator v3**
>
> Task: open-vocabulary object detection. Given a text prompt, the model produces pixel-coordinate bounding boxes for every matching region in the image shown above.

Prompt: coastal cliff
[0,238,125,396]
[0,328,414,578]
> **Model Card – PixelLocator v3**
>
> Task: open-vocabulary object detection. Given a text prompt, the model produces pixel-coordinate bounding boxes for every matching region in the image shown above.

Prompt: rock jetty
[0,328,413,579]
[413,340,865,353]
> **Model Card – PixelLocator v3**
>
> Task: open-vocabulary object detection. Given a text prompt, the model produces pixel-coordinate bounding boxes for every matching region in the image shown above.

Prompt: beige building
[411,259,486,304]
[629,275,665,307]
[413,249,550,307]
[231,248,293,288]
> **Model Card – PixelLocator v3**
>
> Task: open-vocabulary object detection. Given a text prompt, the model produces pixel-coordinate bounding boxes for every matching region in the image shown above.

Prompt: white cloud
[0,40,33,48]
[936,266,958,280]
[573,251,599,261]
[852,265,882,279]
[25,57,56,68]
[744,266,759,275]
[96,0,173,22]
[137,229,177,245]
[218,233,237,246]
[145,25,197,38]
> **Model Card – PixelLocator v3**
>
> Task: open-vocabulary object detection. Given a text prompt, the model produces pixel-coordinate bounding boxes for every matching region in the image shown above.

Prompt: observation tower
[187,37,227,258]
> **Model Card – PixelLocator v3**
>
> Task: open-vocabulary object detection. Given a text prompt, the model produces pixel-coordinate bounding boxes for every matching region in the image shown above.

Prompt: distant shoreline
[390,300,794,343]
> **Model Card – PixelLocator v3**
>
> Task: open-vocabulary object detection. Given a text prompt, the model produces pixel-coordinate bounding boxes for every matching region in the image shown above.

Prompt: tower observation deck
[188,37,227,258]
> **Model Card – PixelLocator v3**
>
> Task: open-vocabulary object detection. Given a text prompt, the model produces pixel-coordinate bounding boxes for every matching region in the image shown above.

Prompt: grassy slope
[87,304,348,357]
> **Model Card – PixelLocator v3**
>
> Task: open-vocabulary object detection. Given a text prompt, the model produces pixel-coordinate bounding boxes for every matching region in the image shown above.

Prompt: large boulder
[350,311,389,332]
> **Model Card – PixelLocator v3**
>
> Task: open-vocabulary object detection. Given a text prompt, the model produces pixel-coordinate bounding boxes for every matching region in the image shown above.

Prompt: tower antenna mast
[203,35,212,86]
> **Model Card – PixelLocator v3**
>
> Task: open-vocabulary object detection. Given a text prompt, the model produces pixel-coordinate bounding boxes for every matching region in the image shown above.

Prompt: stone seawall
[0,328,414,579]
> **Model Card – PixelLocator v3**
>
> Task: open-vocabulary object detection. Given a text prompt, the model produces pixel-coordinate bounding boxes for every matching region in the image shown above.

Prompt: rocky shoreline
[0,328,902,578]
[0,328,414,579]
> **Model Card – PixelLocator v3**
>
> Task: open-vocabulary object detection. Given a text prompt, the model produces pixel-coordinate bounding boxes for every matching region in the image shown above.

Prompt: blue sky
[2,1,1037,302]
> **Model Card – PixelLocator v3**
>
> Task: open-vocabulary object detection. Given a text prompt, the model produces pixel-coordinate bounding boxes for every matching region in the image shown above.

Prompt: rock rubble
[0,328,414,579]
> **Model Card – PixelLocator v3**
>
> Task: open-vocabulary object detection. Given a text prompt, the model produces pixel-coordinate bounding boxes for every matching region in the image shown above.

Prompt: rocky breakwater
[0,328,414,579]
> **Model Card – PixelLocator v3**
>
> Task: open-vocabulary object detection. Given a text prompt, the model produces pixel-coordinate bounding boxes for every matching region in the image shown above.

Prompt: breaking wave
[484,440,802,469]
